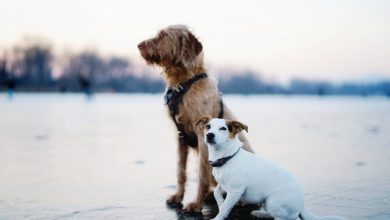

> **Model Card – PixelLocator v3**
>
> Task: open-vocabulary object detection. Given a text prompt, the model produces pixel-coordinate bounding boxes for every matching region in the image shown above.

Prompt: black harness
[209,147,241,167]
[164,73,224,148]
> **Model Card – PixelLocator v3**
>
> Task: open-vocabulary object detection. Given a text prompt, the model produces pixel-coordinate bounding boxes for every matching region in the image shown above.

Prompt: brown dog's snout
[138,41,146,50]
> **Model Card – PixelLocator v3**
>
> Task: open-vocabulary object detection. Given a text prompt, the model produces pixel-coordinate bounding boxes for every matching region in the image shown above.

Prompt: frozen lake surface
[0,94,389,220]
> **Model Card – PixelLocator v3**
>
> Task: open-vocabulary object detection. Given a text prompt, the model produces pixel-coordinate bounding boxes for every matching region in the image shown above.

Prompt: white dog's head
[195,116,248,147]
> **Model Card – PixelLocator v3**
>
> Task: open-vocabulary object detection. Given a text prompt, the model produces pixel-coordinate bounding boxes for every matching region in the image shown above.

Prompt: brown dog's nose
[138,42,145,49]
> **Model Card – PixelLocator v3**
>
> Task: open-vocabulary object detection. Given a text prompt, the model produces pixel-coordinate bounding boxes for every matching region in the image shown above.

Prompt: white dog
[195,117,347,220]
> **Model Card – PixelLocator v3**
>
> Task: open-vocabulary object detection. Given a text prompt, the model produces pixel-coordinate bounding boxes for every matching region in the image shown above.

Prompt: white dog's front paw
[250,210,272,218]
[210,215,224,220]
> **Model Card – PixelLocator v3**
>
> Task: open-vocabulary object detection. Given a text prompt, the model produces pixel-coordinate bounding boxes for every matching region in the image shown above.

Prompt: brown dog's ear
[181,32,203,66]
[188,32,203,56]
[195,116,211,129]
[227,120,248,137]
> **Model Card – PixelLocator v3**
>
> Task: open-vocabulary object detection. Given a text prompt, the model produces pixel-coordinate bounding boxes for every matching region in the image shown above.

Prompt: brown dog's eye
[220,127,227,131]
[205,124,211,130]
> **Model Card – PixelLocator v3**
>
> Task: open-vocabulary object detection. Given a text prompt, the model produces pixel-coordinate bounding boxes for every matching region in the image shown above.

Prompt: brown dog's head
[195,117,248,145]
[137,25,204,80]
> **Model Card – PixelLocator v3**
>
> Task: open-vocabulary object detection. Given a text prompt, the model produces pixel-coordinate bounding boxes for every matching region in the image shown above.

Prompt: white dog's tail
[299,208,347,220]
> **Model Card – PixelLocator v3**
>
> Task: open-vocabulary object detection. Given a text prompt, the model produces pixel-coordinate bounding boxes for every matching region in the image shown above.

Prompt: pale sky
[1,0,390,82]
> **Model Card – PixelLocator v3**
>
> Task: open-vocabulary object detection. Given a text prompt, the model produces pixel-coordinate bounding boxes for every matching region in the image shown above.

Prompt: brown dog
[138,25,253,213]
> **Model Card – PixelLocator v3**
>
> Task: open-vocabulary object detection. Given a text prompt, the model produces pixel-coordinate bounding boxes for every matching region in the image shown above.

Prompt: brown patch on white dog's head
[227,120,248,138]
[195,116,212,131]
[137,25,204,84]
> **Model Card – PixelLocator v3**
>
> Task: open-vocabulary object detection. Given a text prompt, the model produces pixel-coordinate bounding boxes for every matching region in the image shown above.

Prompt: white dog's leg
[213,184,224,209]
[265,191,301,220]
[211,188,244,220]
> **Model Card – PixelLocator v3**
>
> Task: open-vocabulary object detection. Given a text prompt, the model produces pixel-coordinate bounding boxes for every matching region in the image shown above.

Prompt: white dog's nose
[206,133,215,142]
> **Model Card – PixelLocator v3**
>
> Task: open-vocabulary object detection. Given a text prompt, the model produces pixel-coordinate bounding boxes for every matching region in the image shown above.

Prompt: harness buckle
[175,85,184,92]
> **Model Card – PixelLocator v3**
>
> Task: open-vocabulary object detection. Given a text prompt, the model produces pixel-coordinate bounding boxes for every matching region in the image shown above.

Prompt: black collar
[209,147,241,168]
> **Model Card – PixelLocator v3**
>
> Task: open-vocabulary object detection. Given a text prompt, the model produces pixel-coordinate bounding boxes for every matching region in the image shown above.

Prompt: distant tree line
[0,38,164,93]
[220,74,390,96]
[1,38,390,96]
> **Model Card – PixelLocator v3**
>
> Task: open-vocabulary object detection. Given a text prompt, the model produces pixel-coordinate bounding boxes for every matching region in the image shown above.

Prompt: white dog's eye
[205,124,211,130]
[220,127,227,131]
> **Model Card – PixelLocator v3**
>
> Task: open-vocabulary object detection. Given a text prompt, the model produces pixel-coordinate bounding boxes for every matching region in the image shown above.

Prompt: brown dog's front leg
[166,139,189,209]
[182,138,211,213]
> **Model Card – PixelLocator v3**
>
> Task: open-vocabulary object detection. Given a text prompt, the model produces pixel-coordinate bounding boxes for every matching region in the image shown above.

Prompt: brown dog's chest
[164,73,224,149]
[167,107,199,148]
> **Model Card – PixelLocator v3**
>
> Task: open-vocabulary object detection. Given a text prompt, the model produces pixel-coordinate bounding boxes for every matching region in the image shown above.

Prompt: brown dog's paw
[181,202,203,215]
[236,200,246,207]
[166,194,183,209]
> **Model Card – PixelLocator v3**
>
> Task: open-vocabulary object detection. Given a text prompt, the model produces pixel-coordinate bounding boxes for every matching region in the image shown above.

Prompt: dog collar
[209,147,241,168]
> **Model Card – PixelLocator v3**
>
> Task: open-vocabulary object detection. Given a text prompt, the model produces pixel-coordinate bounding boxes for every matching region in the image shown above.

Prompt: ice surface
[0,94,389,219]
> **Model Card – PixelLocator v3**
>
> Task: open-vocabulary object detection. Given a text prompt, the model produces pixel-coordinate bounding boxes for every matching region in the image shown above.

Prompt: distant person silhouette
[6,76,16,99]
[78,75,92,99]
[59,85,67,93]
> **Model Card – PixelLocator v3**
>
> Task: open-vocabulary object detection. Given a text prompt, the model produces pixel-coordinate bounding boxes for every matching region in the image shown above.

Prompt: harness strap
[165,73,208,116]
[164,73,224,148]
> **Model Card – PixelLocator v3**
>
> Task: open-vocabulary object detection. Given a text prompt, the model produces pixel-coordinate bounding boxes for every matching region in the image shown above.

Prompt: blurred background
[0,1,389,220]
[1,0,390,94]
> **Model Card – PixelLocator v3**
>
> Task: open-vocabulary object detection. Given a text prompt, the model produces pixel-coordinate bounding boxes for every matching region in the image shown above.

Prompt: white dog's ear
[195,116,211,129]
[227,120,248,137]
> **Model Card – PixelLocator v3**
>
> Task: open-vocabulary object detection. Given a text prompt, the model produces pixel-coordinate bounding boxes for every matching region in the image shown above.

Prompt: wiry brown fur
[138,25,253,213]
